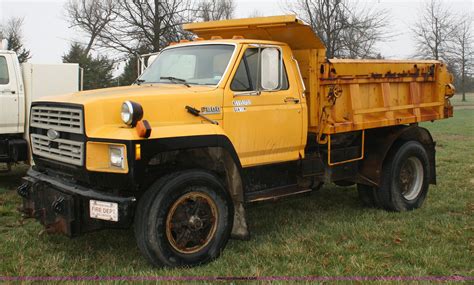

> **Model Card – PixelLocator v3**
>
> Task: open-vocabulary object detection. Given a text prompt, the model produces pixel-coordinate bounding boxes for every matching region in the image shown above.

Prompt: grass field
[451,93,474,108]
[0,108,473,279]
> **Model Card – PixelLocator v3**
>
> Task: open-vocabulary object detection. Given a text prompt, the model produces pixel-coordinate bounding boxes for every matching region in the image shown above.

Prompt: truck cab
[17,15,454,268]
[0,50,80,168]
[0,51,26,165]
[0,51,24,132]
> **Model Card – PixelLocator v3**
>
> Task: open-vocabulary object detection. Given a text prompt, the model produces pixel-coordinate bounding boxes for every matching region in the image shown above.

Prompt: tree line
[62,0,236,88]
[0,18,31,63]
[1,0,472,99]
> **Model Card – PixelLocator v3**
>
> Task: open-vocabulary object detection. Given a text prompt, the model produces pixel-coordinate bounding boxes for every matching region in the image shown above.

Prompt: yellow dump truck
[18,15,455,267]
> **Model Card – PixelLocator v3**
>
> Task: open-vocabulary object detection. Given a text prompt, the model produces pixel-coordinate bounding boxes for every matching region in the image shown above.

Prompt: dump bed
[185,15,455,139]
[310,59,455,137]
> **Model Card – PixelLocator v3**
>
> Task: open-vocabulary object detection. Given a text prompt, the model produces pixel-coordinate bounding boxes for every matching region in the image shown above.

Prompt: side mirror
[260,48,281,90]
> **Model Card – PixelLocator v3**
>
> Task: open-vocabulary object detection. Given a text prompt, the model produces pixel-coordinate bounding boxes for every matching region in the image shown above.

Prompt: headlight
[109,146,125,168]
[121,101,144,127]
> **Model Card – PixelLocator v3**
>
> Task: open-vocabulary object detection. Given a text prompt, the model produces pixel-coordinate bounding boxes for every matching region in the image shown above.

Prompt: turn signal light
[135,144,141,160]
[136,120,152,138]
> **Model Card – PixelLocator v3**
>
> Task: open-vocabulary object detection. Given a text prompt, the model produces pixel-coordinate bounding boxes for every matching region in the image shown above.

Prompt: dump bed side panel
[309,60,455,137]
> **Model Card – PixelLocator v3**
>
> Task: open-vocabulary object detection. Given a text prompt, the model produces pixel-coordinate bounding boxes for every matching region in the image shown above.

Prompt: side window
[0,56,9,85]
[230,47,289,92]
[231,48,258,91]
[230,60,250,91]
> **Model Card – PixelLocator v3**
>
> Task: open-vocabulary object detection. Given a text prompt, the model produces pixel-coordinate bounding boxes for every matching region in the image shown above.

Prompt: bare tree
[286,0,389,59]
[341,8,388,59]
[198,0,235,21]
[2,17,31,63]
[247,9,264,18]
[65,0,116,55]
[448,15,473,101]
[96,0,195,54]
[0,26,3,48]
[66,0,196,56]
[412,0,454,60]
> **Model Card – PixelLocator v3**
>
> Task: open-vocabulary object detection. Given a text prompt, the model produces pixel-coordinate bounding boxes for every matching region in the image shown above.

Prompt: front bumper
[18,168,136,237]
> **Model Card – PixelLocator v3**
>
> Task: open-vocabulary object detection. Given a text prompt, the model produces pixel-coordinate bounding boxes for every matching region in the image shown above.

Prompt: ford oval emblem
[47,129,60,140]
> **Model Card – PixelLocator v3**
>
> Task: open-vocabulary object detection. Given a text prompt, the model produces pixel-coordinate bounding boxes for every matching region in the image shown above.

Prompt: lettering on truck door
[223,45,304,167]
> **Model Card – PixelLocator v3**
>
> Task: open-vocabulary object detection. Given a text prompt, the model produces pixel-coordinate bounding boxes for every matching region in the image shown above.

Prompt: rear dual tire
[357,141,430,211]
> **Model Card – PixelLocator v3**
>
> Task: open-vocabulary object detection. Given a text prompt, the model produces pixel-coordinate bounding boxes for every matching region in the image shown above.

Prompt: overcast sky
[0,0,472,64]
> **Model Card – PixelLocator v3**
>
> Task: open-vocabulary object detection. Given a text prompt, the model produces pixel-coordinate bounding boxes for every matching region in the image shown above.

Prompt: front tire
[134,170,234,267]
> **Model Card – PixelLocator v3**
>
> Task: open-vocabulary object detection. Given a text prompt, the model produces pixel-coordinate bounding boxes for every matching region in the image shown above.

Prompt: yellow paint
[221,44,306,166]
[183,15,326,50]
[86,142,128,173]
[314,59,452,135]
[36,15,454,171]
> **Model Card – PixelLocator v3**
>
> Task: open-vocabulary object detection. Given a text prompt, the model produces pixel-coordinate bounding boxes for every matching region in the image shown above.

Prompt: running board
[245,185,312,203]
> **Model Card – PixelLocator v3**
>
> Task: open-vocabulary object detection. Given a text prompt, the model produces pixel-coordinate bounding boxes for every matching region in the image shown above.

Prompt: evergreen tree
[118,56,139,86]
[4,18,31,63]
[63,42,114,90]
[62,43,87,65]
[118,46,151,86]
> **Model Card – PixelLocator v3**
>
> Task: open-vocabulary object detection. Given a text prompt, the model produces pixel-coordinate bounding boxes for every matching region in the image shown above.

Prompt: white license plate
[89,200,118,222]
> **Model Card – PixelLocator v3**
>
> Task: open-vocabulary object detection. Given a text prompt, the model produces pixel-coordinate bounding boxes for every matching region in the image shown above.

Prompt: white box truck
[0,49,80,170]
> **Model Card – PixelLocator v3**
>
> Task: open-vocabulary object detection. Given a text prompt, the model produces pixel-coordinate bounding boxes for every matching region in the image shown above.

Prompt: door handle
[284,97,300,103]
[1,89,16,94]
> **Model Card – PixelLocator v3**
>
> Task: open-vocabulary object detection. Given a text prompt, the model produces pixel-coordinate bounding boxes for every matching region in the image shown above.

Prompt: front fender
[88,123,241,169]
[87,122,224,140]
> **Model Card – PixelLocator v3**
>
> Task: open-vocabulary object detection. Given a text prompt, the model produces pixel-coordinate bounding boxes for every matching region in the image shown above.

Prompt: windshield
[138,44,235,86]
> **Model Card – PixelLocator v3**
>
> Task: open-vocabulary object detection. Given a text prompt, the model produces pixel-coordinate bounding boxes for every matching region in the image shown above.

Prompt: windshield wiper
[134,79,146,85]
[160,76,191,87]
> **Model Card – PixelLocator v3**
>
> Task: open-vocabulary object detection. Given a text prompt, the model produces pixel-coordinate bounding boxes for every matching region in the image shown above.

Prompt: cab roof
[183,15,326,50]
[166,39,291,49]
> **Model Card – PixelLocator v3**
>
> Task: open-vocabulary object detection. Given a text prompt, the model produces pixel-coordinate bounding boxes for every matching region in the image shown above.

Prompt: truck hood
[35,84,224,138]
[38,84,216,104]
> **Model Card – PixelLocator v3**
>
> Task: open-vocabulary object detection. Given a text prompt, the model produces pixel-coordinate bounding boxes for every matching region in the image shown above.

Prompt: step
[245,184,312,203]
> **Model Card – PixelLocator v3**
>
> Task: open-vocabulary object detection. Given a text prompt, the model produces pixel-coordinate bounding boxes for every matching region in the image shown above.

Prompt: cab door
[0,54,20,134]
[223,45,304,167]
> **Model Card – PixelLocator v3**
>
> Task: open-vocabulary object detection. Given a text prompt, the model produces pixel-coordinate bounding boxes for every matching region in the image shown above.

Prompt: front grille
[30,104,85,166]
[31,105,83,134]
[31,134,84,166]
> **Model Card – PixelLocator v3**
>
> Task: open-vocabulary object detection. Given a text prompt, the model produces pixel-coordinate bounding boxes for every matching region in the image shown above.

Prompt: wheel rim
[165,191,218,254]
[399,156,424,200]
